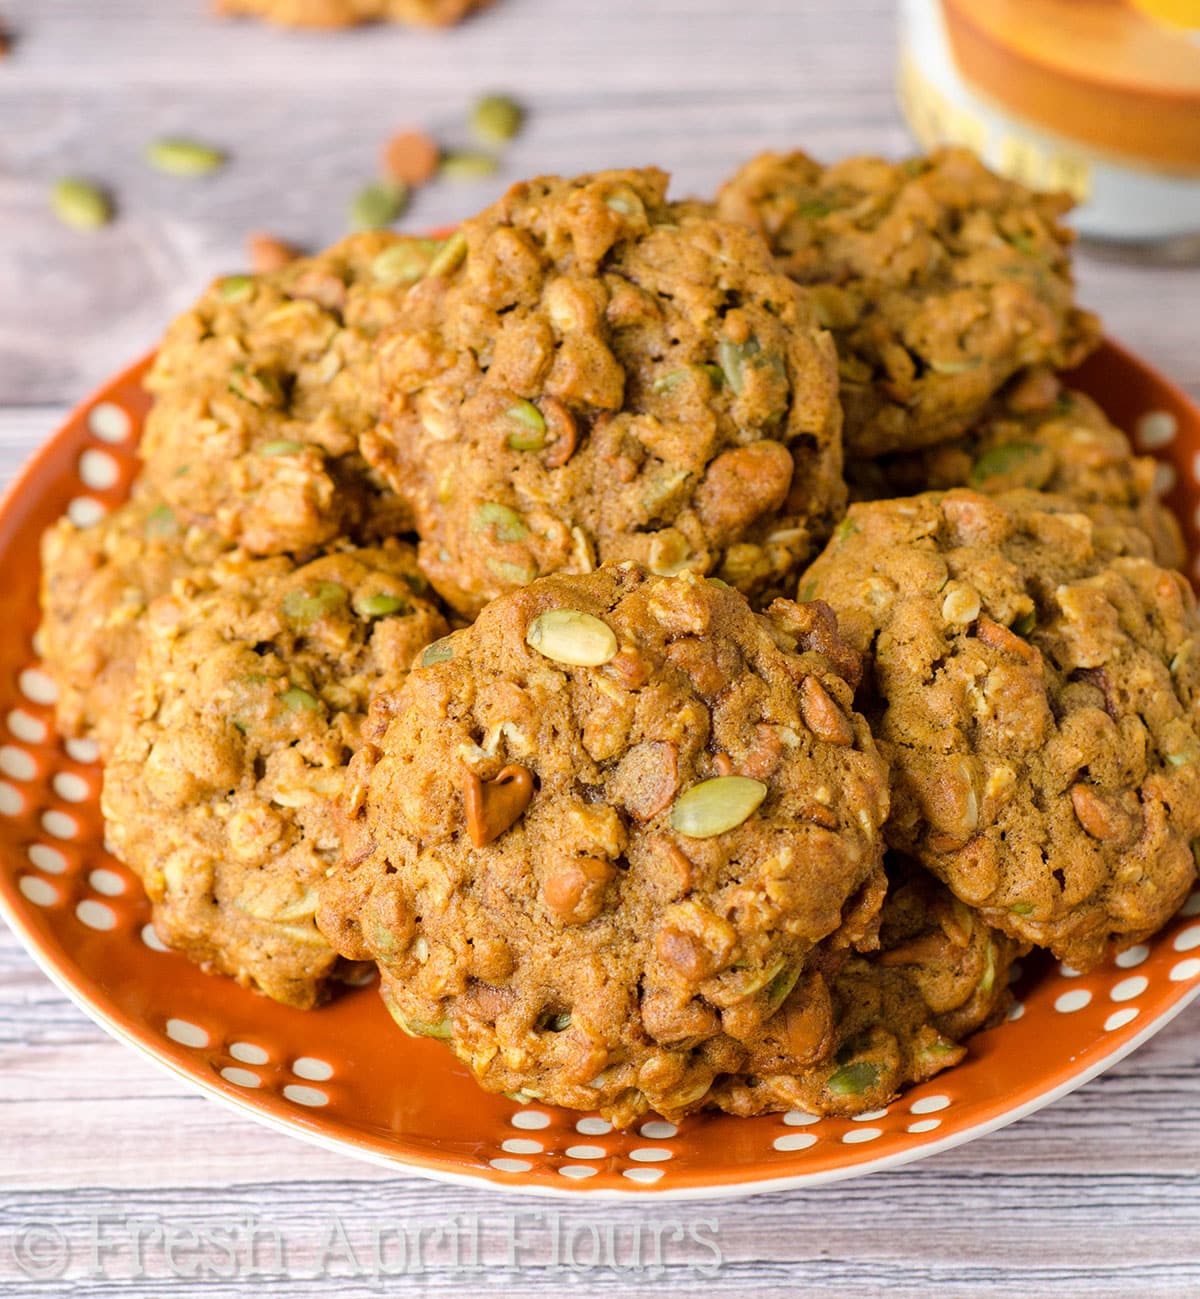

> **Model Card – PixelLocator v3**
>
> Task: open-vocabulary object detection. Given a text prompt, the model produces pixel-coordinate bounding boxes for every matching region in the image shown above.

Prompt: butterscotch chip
[101,542,447,1008]
[248,232,301,273]
[848,369,1184,570]
[716,148,1098,456]
[141,231,439,556]
[382,129,440,186]
[321,565,889,1124]
[803,487,1200,970]
[364,167,844,617]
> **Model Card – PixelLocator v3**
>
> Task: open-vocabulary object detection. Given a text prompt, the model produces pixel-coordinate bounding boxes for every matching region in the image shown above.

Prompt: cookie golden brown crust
[849,368,1185,570]
[141,232,436,556]
[214,0,489,28]
[101,542,448,1008]
[710,862,1022,1118]
[364,168,844,618]
[37,489,229,757]
[716,148,1099,456]
[803,488,1200,971]
[322,565,889,1124]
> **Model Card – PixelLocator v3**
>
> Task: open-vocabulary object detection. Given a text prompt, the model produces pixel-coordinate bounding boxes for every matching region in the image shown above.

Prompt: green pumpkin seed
[471,93,524,145]
[1009,901,1034,916]
[834,516,860,546]
[798,578,818,602]
[506,400,546,450]
[697,362,725,388]
[1167,748,1198,767]
[969,441,1042,487]
[718,337,762,396]
[259,439,307,457]
[217,275,253,302]
[50,178,112,231]
[439,151,499,183]
[652,369,688,395]
[281,581,347,623]
[669,776,768,839]
[1012,610,1037,636]
[827,1061,880,1095]
[763,963,803,1016]
[371,240,435,285]
[427,231,468,278]
[980,941,996,994]
[143,504,178,539]
[146,137,226,177]
[355,592,409,618]
[350,180,409,231]
[604,192,642,218]
[421,636,456,667]
[525,609,618,667]
[929,357,982,376]
[228,365,283,408]
[386,1004,453,1039]
[540,1011,572,1032]
[472,501,528,542]
[280,686,319,712]
[487,558,536,585]
[796,197,832,218]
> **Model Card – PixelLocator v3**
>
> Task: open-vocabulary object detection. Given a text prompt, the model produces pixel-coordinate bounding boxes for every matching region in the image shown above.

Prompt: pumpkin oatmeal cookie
[711,862,1023,1117]
[38,488,228,757]
[141,231,438,556]
[101,542,447,1008]
[214,0,490,28]
[364,168,844,617]
[802,488,1200,971]
[321,564,889,1124]
[716,148,1099,456]
[848,368,1184,570]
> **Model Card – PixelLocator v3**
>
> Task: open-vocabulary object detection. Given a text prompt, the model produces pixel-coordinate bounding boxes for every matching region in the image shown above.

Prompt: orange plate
[2,342,1200,1199]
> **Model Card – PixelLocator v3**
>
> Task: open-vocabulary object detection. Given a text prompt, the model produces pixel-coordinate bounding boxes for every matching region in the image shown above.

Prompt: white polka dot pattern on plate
[0,746,35,780]
[851,1108,889,1122]
[629,1148,672,1163]
[510,1110,551,1131]
[1154,462,1177,496]
[41,810,77,840]
[28,844,67,874]
[1136,410,1177,449]
[19,875,57,906]
[1181,893,1200,918]
[1116,945,1150,968]
[1171,958,1200,982]
[622,1168,663,1184]
[165,1019,209,1048]
[1110,976,1148,1002]
[502,1138,543,1155]
[773,1133,818,1152]
[75,899,115,930]
[783,1110,820,1126]
[566,1145,606,1160]
[911,1095,950,1114]
[7,710,47,743]
[63,737,99,764]
[293,1057,333,1082]
[842,1128,882,1144]
[141,924,168,952]
[19,668,58,705]
[67,497,107,528]
[87,402,132,443]
[78,448,120,491]
[1055,989,1092,1013]
[1172,925,1200,953]
[282,1085,328,1108]
[220,1067,261,1089]
[907,1119,941,1134]
[558,1166,597,1180]
[1104,1008,1139,1031]
[53,772,90,803]
[1007,1001,1025,1022]
[575,1117,612,1136]
[489,1158,531,1174]
[230,1042,269,1066]
[88,868,124,897]
[0,783,23,816]
[640,1121,677,1139]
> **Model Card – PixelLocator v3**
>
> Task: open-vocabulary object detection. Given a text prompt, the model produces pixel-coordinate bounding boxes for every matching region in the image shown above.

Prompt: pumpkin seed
[669,776,767,839]
[718,337,761,396]
[386,1004,452,1039]
[1009,901,1034,916]
[355,593,408,618]
[51,178,112,231]
[439,151,499,183]
[827,1061,880,1095]
[969,441,1042,487]
[763,963,803,1016]
[217,274,253,302]
[470,93,524,145]
[371,240,435,285]
[228,365,283,408]
[350,180,409,230]
[280,687,319,712]
[652,369,688,395]
[421,636,456,667]
[281,581,347,623]
[525,609,618,667]
[427,231,468,278]
[488,558,536,585]
[472,502,528,542]
[146,137,226,177]
[259,440,306,456]
[506,400,546,450]
[143,504,178,539]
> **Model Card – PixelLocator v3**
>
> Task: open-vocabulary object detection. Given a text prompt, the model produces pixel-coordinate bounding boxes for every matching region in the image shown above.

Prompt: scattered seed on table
[350,180,409,230]
[382,129,441,186]
[470,93,524,145]
[146,137,227,177]
[439,151,499,182]
[247,232,300,272]
[50,178,112,231]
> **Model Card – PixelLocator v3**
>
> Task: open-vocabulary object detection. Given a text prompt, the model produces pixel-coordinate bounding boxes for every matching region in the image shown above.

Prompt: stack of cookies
[39,152,1200,1127]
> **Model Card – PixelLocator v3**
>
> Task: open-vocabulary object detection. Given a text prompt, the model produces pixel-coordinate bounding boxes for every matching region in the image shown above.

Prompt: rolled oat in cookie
[803,487,1200,971]
[848,367,1184,570]
[101,541,447,1008]
[141,231,437,556]
[716,148,1099,457]
[321,564,888,1125]
[364,168,844,617]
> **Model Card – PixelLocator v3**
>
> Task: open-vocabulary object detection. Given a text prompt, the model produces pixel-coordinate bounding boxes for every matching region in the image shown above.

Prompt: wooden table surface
[2,2,1199,1295]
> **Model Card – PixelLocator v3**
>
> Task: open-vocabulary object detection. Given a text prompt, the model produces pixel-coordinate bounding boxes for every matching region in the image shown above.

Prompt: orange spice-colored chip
[382,129,441,187]
[247,232,301,273]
